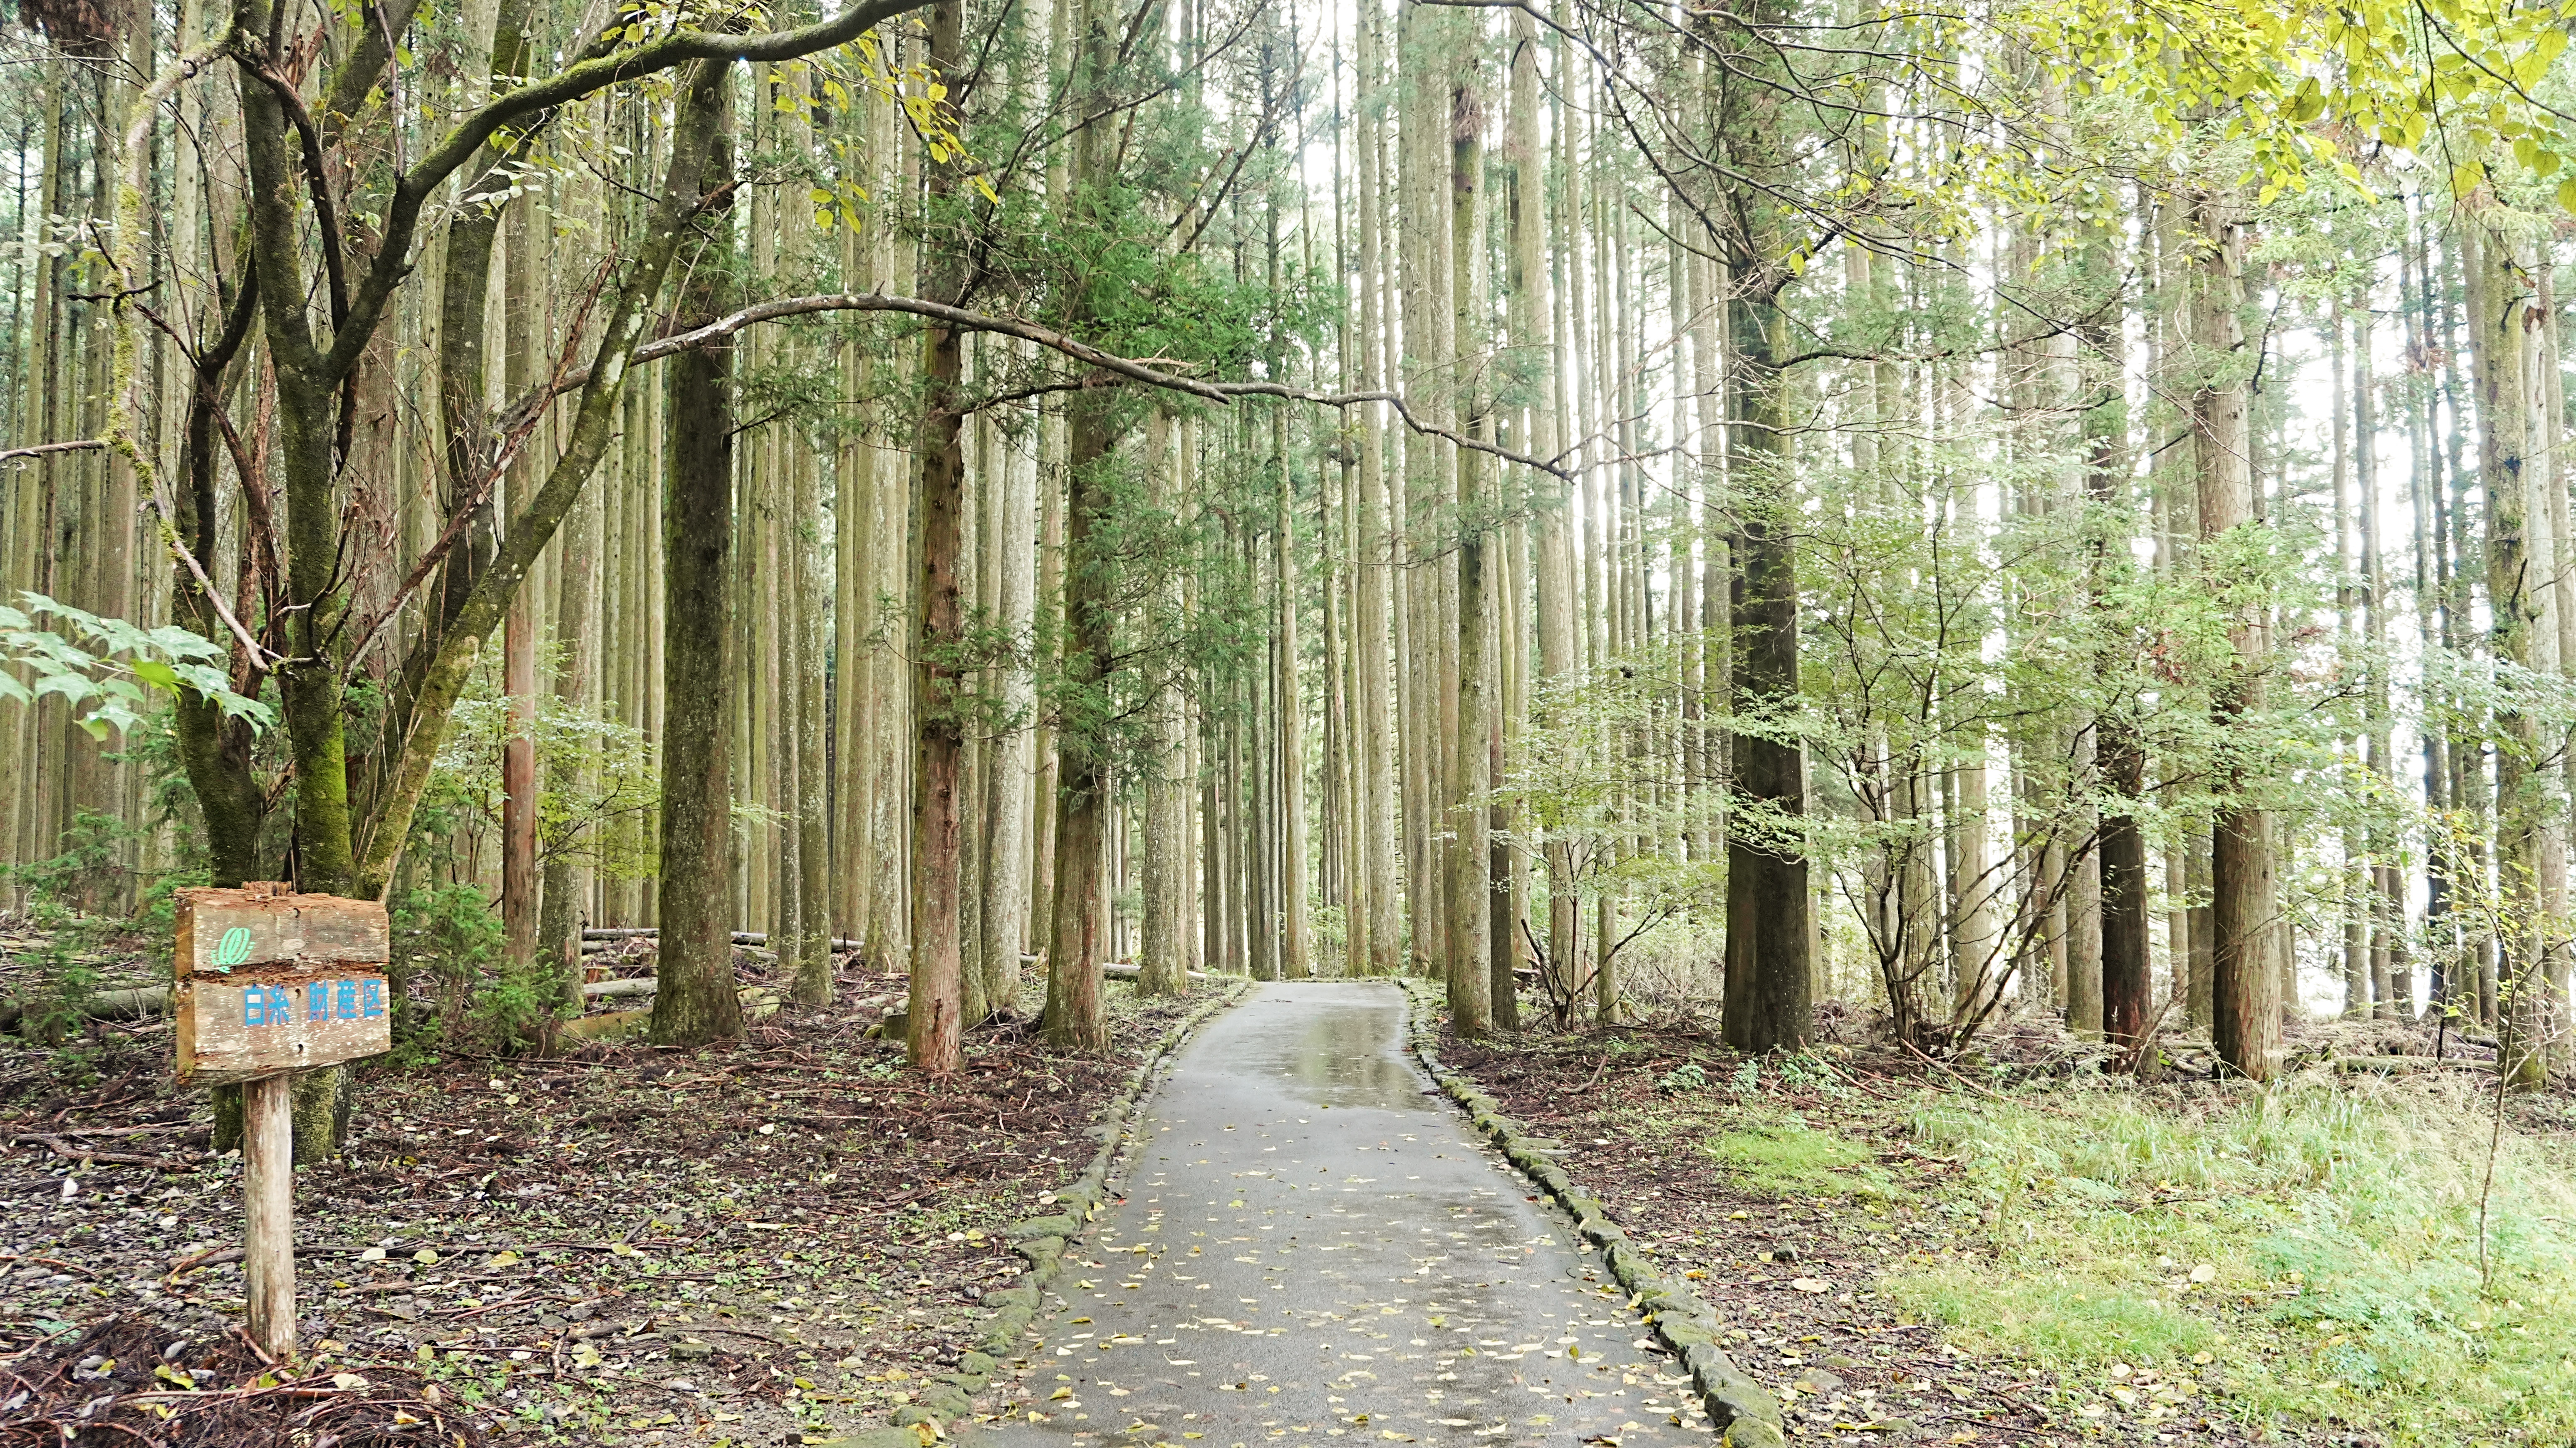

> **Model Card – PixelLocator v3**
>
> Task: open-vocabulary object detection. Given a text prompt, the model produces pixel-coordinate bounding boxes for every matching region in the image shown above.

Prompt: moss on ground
[1878,1076,2576,1446]
[1437,1020,2576,1447]
[1699,1108,1895,1201]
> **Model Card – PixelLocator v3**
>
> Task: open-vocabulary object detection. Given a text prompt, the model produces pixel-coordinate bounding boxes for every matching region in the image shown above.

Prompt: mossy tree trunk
[648,62,746,1051]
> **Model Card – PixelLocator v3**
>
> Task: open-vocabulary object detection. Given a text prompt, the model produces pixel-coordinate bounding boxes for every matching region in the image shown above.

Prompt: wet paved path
[977,982,1712,1448]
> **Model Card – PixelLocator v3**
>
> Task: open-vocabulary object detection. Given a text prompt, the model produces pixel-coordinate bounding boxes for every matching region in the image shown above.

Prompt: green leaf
[33,671,97,707]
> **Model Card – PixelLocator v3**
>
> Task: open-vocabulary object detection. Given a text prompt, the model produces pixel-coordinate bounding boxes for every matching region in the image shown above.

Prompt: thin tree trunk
[907,0,972,1072]
[792,409,833,1006]
[2079,210,2147,1059]
[1044,0,1122,1050]
[981,387,1040,1012]
[1140,407,1191,995]
[1446,59,1494,1036]
[2193,186,2276,1080]
[2469,212,2550,1088]
[539,402,601,1012]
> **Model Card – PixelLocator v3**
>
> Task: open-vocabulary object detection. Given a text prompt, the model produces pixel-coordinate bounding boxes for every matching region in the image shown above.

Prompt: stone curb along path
[1399,983,1788,1448]
[823,983,1253,1448]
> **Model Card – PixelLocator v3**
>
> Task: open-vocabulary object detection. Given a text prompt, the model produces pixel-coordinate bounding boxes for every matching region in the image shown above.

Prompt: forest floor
[10,908,2576,1448]
[0,916,1238,1448]
[1433,1005,2576,1448]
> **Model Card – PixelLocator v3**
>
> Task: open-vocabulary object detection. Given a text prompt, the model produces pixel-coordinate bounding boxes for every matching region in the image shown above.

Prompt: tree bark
[981,388,1040,1012]
[648,62,746,1051]
[909,0,972,1072]
[2467,210,2549,1089]
[1140,408,1192,996]
[1714,0,1811,1053]
[2079,211,2148,1060]
[501,186,540,976]
[2191,189,2276,1081]
[1719,284,1808,1050]
[792,413,833,1007]
[1448,66,1494,1036]
[1043,0,1120,1051]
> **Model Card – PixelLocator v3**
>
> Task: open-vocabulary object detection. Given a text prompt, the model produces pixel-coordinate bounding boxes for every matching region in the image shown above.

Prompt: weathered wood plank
[176,974,394,1084]
[242,1074,297,1357]
[174,889,393,1086]
[174,884,388,979]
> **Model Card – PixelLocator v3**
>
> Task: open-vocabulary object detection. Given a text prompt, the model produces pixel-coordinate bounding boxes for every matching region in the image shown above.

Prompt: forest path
[973,981,1714,1448]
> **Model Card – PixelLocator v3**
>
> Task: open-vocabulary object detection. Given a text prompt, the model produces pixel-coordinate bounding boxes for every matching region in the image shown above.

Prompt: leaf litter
[0,943,1209,1446]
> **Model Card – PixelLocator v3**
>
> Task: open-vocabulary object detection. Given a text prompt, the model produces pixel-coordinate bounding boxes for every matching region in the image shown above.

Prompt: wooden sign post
[175,884,391,1361]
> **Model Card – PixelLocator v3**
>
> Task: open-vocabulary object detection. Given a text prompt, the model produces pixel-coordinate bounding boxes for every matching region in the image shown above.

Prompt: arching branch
[504,290,1578,480]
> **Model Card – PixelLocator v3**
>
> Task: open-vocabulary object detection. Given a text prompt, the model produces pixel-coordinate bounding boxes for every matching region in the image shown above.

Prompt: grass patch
[1874,1076,2576,1446]
[1701,1106,1895,1200]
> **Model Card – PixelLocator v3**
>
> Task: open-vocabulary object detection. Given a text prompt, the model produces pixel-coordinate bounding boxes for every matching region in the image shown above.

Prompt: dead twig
[22,1134,189,1170]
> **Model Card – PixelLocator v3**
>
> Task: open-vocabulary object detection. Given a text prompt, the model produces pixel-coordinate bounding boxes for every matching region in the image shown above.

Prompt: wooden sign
[173,884,394,1362]
[175,885,391,1087]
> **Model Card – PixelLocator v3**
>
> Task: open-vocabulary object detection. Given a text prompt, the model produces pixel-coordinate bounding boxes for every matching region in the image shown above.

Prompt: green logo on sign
[213,926,254,969]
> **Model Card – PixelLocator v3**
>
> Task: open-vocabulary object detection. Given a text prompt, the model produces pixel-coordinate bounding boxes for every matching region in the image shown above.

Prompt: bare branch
[504,290,1578,480]
[0,439,109,463]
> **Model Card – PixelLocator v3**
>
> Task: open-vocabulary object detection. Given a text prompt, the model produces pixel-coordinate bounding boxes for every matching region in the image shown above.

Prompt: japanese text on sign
[239,978,388,1027]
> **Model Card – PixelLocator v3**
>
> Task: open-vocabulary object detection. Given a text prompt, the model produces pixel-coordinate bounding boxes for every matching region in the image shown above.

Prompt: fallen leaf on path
[1790,1278,1830,1294]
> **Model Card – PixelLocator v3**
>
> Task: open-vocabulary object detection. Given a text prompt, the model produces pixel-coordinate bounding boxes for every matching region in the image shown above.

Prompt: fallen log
[579,927,864,951]
[2330,1055,2491,1075]
[15,1134,190,1170]
[1100,963,1212,983]
[579,978,659,999]
[558,985,780,1044]
[555,1007,651,1045]
[0,984,173,1032]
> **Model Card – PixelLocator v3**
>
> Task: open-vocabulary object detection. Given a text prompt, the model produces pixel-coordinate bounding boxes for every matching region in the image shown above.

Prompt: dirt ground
[1432,1018,2289,1448]
[1,935,1225,1447]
